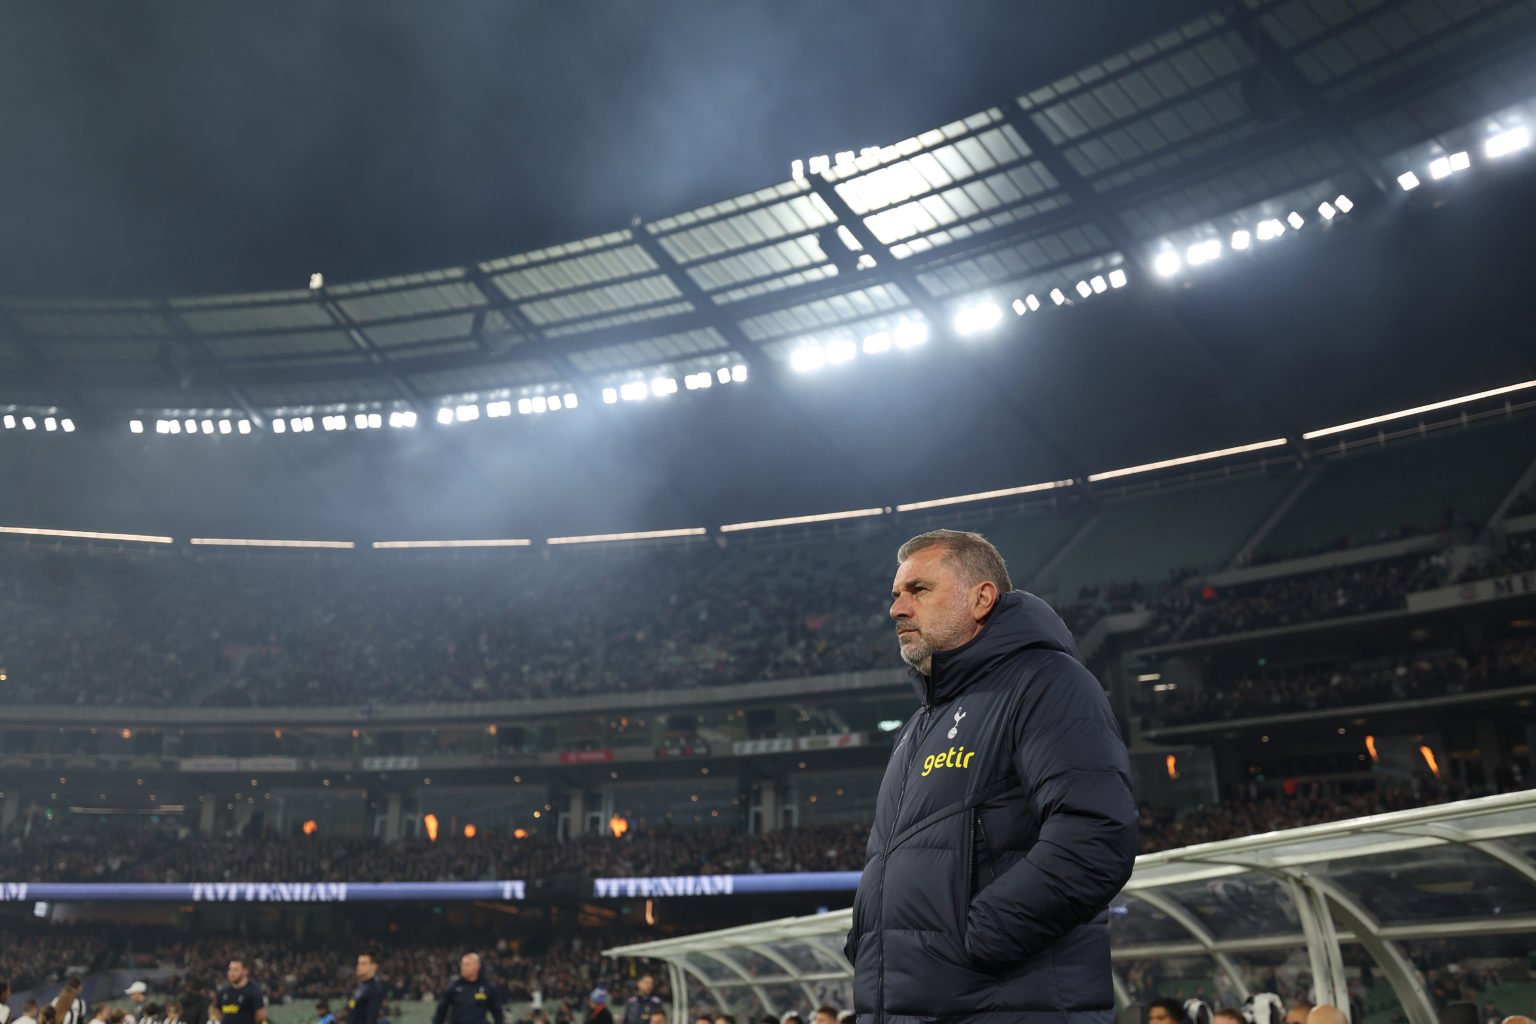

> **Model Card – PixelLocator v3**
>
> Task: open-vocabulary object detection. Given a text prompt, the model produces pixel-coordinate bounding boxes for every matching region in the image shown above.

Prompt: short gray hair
[897,529,1012,593]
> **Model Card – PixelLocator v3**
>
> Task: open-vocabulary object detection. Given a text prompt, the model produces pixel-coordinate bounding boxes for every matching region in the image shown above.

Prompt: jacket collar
[910,590,1079,706]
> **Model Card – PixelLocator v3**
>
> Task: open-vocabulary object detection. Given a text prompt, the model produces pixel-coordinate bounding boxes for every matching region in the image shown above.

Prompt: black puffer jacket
[846,591,1137,1024]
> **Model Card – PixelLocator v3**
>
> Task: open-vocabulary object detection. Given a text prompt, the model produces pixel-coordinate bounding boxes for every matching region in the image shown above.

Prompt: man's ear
[971,580,998,622]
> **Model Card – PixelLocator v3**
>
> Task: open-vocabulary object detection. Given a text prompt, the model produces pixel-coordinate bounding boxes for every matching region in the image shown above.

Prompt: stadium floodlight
[200,419,214,434]
[270,418,285,433]
[43,417,57,431]
[790,346,825,372]
[1011,299,1027,316]
[1486,125,1530,159]
[1231,229,1252,251]
[61,419,75,433]
[715,367,731,385]
[531,395,549,413]
[302,416,316,432]
[238,420,252,434]
[309,272,324,290]
[367,412,382,429]
[288,417,303,432]
[1318,201,1336,221]
[486,400,511,418]
[167,419,181,434]
[1286,211,1304,230]
[1025,293,1042,310]
[218,419,232,435]
[1090,275,1108,294]
[825,338,856,364]
[436,407,454,425]
[620,381,648,401]
[130,419,144,434]
[2,414,13,429]
[564,392,578,408]
[603,387,619,404]
[731,364,748,382]
[1429,156,1452,179]
[1449,150,1470,172]
[1397,170,1421,191]
[1108,269,1127,289]
[684,373,702,390]
[1075,281,1092,299]
[893,321,927,349]
[863,331,892,353]
[455,404,479,422]
[650,377,678,397]
[517,398,532,415]
[953,302,1002,336]
[21,415,37,430]
[154,419,168,434]
[1049,288,1067,305]
[1153,251,1181,277]
[1255,219,1283,241]
[1335,194,1354,213]
[548,394,563,410]
[1186,239,1221,266]
[184,418,198,434]
[355,413,370,428]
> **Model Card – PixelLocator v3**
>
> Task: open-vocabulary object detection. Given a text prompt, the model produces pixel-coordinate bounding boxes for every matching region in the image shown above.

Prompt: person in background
[347,953,384,1024]
[210,958,266,1024]
[432,954,504,1024]
[162,1002,183,1024]
[1214,1010,1246,1024]
[0,980,11,1024]
[621,979,661,1024]
[1148,999,1185,1024]
[15,1000,40,1024]
[648,1013,666,1024]
[812,1009,838,1024]
[125,983,150,1024]
[586,991,612,1024]
[316,1005,335,1024]
[177,980,208,1024]
[52,977,84,1024]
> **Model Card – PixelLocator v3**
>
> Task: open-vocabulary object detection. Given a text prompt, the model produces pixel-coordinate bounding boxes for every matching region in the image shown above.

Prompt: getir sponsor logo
[921,746,975,776]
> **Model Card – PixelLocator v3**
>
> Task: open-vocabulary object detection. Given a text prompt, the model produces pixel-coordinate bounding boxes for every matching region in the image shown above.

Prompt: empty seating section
[1036,474,1293,601]
[1257,420,1536,561]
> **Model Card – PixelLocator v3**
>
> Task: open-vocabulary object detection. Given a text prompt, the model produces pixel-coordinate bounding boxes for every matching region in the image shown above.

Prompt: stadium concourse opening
[606,791,1536,1024]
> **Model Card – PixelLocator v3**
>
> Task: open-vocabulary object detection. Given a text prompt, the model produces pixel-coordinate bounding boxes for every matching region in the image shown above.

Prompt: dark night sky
[0,0,1215,299]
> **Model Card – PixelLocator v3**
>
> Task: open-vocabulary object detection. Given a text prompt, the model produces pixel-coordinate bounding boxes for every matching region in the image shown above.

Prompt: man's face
[356,956,376,982]
[890,547,988,676]
[460,955,480,982]
[638,977,653,998]
[814,1014,837,1024]
[130,996,146,1007]
[1148,1008,1179,1024]
[228,963,247,987]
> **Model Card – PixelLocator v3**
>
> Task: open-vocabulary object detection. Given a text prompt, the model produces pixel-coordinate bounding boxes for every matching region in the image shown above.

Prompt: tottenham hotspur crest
[947,707,967,740]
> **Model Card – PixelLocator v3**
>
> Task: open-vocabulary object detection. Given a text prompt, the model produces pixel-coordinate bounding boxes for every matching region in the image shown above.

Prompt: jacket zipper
[875,704,933,1023]
[977,813,997,884]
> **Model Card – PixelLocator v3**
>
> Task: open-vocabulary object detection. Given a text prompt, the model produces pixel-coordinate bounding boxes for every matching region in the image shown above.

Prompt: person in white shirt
[124,984,150,1024]
[52,978,84,1024]
[15,999,41,1024]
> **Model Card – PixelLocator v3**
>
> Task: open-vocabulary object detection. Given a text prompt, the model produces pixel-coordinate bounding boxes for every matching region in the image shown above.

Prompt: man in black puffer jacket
[846,529,1138,1024]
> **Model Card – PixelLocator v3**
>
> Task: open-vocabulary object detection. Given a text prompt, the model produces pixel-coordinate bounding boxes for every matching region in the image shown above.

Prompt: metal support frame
[1132,889,1252,1002]
[749,944,833,1012]
[667,962,687,1024]
[692,949,781,1017]
[1285,875,1349,1010]
[1307,876,1436,1024]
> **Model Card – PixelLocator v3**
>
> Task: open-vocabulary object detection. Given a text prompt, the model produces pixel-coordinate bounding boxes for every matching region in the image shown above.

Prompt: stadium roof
[607,789,1536,1024]
[4,0,1536,538]
[4,0,1535,421]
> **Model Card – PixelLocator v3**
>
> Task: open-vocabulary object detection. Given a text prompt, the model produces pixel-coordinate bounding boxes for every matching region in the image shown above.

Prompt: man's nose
[890,595,911,620]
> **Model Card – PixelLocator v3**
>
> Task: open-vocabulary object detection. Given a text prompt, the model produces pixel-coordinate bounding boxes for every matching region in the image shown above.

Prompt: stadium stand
[1253,421,1536,563]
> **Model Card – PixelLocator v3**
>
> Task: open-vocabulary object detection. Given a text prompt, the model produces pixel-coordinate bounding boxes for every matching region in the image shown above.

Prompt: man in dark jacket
[621,978,663,1024]
[847,529,1138,1024]
[432,955,504,1024]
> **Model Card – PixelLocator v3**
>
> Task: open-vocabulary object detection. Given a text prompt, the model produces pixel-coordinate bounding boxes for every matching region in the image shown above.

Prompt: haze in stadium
[2,4,1536,1024]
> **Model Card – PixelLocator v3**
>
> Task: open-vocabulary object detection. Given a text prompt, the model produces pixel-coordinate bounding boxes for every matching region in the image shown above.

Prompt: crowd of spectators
[1174,554,1447,641]
[1146,639,1536,727]
[0,540,901,709]
[0,824,874,885]
[9,776,1525,886]
[1459,529,1536,582]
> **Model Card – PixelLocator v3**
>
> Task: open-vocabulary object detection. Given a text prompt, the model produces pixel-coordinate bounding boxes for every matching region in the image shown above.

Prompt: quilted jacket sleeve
[963,652,1138,968]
